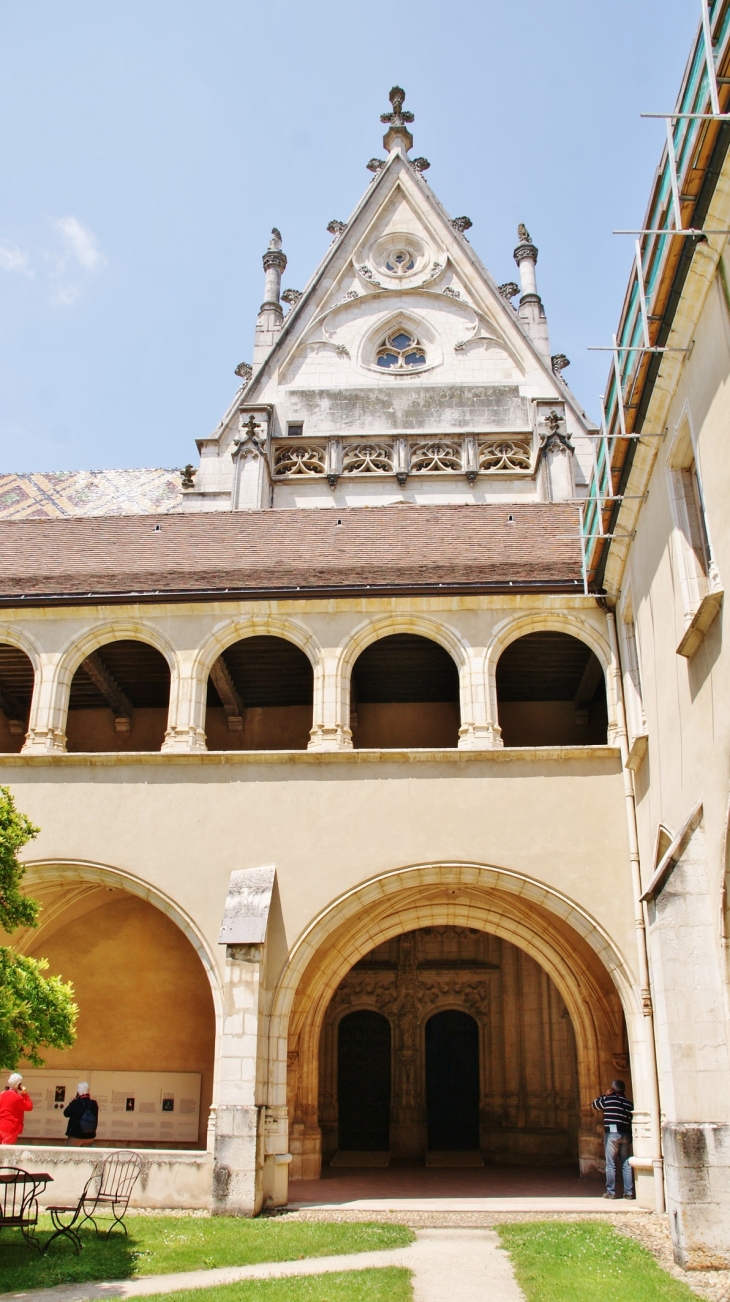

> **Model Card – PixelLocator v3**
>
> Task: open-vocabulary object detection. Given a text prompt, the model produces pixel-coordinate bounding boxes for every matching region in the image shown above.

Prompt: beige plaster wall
[25,895,215,1146]
[625,269,730,981]
[1,748,636,999]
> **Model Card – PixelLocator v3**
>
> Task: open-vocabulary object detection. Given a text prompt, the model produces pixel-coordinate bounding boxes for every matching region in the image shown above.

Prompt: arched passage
[318,926,581,1166]
[0,642,34,752]
[276,864,634,1182]
[205,635,313,750]
[66,639,171,752]
[351,633,460,748]
[14,872,216,1147]
[337,1011,391,1153]
[426,1009,480,1152]
[496,631,608,746]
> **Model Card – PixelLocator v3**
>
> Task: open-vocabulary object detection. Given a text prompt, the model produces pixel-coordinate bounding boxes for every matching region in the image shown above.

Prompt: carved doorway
[425,1009,480,1151]
[337,1010,391,1151]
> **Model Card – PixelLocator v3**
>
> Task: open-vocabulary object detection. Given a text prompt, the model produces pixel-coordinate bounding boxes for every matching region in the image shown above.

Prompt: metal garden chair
[43,1150,142,1254]
[0,1166,52,1251]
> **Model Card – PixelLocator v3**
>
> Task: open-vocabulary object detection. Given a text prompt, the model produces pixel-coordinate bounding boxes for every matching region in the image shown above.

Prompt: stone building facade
[2,19,730,1270]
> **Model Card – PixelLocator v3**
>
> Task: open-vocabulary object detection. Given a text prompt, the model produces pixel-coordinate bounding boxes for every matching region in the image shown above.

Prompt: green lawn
[132,1268,412,1302]
[0,1217,413,1292]
[499,1222,699,1302]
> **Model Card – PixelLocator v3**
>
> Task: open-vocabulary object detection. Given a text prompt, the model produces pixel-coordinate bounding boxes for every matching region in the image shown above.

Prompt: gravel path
[279,1207,730,1300]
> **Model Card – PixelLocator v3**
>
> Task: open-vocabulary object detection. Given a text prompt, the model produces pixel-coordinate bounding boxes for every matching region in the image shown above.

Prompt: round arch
[194,615,323,681]
[19,858,223,1022]
[337,616,471,736]
[486,612,617,741]
[0,624,44,675]
[270,861,637,1177]
[51,622,178,735]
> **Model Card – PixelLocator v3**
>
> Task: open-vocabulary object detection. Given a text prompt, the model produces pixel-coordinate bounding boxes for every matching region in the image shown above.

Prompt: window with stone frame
[667,416,717,621]
[376,329,426,370]
[620,595,646,741]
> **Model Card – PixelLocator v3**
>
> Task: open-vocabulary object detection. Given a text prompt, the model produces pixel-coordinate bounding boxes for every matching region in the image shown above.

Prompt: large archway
[318,927,581,1168]
[277,863,635,1183]
[14,868,217,1148]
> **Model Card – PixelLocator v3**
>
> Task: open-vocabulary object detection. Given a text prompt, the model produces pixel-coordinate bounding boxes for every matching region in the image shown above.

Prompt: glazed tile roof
[0,470,183,520]
[0,503,583,604]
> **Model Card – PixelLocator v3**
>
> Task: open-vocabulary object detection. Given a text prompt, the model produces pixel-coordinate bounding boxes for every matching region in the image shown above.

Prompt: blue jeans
[604,1131,634,1196]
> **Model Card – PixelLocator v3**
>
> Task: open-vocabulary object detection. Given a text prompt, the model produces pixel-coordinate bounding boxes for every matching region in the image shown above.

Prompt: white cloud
[55,216,103,271]
[0,243,31,274]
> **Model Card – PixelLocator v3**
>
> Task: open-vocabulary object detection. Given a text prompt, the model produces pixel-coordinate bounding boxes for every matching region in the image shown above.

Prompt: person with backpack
[0,1073,33,1144]
[64,1082,98,1146]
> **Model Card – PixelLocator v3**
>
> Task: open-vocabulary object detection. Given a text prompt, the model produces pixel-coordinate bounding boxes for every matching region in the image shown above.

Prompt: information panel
[2,1070,201,1145]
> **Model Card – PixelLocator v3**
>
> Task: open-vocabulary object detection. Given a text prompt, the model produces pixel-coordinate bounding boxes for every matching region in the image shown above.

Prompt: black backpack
[79,1104,97,1135]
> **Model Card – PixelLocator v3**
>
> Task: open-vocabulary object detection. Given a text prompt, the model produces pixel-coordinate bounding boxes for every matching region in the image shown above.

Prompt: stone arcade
[2,43,730,1272]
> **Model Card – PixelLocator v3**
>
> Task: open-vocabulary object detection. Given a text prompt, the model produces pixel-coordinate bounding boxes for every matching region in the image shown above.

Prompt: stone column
[308,654,353,751]
[21,656,67,753]
[214,941,264,1216]
[253,230,287,367]
[513,226,551,364]
[458,652,503,749]
[161,655,207,753]
[213,868,290,1215]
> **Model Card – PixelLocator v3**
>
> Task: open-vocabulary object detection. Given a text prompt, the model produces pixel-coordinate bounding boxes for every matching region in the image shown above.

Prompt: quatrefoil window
[384,249,416,274]
[376,329,426,370]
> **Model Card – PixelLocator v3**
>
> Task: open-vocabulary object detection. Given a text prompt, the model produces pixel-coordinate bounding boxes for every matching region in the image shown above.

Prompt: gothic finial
[517,223,531,243]
[452,216,473,235]
[380,85,414,153]
[269,228,282,248]
[181,463,197,489]
[380,85,414,126]
[327,219,347,238]
[282,289,302,308]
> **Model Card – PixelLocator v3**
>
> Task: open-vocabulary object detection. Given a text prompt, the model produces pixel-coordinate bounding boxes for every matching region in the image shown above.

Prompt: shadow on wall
[496,632,608,747]
[66,640,171,752]
[0,643,34,753]
[205,636,313,750]
[351,634,460,748]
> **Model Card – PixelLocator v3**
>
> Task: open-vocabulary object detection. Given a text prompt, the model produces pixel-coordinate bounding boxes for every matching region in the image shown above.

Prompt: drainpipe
[601,600,665,1213]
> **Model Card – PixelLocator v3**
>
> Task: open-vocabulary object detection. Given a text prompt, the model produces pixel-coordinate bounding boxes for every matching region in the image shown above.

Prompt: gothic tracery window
[384,249,416,273]
[376,329,426,370]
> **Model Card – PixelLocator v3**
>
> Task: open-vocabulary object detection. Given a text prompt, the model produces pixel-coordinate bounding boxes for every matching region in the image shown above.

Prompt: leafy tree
[0,787,76,1068]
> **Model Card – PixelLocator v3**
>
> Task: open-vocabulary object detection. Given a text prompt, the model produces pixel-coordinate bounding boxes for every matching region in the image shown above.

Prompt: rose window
[384,249,416,274]
[376,330,426,370]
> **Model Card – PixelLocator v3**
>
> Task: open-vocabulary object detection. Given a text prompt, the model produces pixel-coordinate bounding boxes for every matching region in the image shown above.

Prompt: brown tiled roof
[0,503,584,605]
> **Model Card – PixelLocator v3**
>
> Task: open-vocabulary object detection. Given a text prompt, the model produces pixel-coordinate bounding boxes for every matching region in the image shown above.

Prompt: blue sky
[0,0,697,473]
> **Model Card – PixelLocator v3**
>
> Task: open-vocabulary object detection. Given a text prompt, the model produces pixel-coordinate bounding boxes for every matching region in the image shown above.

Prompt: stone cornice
[0,745,621,767]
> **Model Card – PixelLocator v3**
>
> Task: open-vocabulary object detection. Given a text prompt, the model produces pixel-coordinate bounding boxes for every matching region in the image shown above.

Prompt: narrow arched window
[376,329,426,370]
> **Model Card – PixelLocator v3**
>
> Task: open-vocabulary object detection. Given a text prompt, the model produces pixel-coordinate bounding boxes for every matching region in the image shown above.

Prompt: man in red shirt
[0,1074,33,1144]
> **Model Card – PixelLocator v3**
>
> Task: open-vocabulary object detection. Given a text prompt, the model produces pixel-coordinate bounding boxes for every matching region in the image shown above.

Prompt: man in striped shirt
[592,1079,635,1199]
